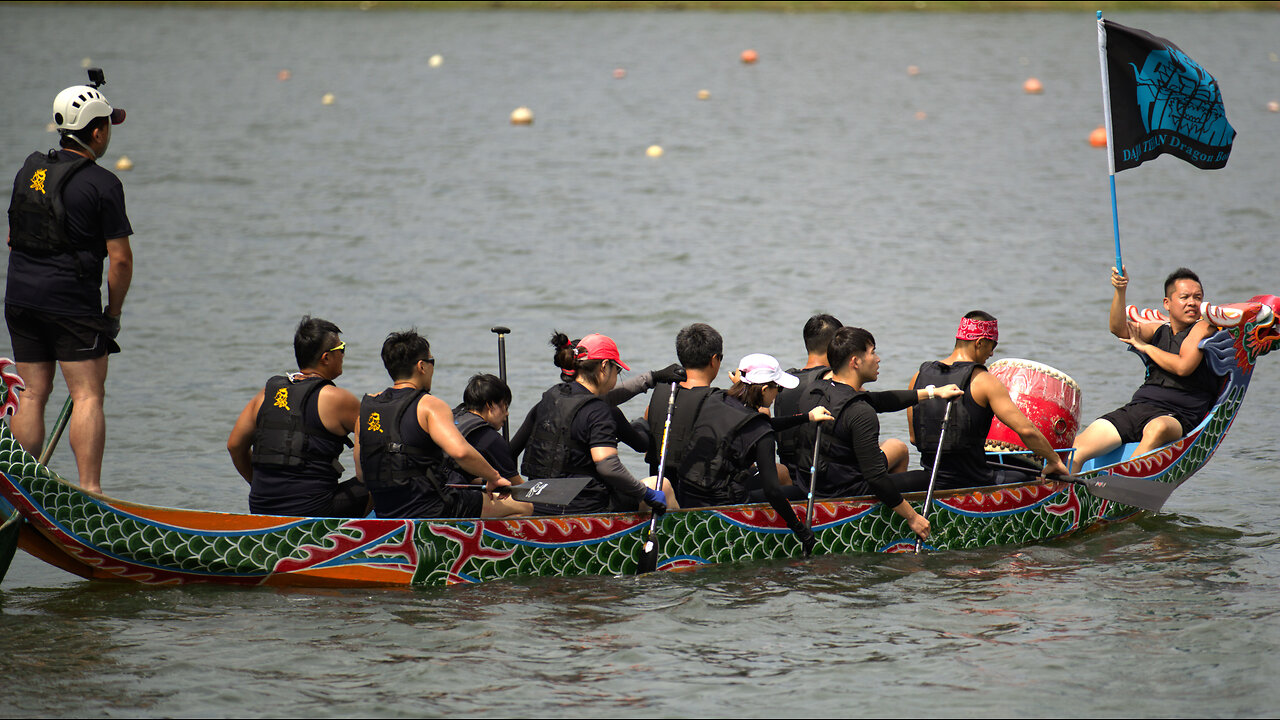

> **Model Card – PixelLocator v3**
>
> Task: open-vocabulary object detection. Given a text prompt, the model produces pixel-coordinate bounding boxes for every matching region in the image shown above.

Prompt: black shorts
[6,305,118,362]
[1099,402,1197,444]
[446,486,486,518]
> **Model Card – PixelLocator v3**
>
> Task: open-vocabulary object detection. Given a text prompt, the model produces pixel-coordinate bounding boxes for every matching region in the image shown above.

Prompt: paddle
[804,424,822,529]
[38,397,73,465]
[985,461,1177,513]
[491,326,511,441]
[445,476,592,506]
[638,381,677,574]
[916,398,956,554]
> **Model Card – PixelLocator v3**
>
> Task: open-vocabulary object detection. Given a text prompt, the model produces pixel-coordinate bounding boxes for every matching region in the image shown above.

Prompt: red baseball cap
[577,333,630,371]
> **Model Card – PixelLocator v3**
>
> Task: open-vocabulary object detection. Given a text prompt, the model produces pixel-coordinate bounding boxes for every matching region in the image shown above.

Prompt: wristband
[926,384,936,400]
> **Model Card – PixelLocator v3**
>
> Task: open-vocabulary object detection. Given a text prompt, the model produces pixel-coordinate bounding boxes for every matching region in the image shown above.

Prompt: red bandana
[956,318,999,342]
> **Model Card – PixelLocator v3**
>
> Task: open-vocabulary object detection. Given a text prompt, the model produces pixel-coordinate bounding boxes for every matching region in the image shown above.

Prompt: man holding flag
[1069,17,1236,474]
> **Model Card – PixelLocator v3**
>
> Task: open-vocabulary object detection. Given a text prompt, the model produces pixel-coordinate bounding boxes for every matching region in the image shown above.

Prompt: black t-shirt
[468,422,519,479]
[6,149,133,316]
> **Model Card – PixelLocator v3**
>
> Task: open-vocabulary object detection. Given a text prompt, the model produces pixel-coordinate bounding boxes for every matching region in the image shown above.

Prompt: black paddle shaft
[491,326,511,441]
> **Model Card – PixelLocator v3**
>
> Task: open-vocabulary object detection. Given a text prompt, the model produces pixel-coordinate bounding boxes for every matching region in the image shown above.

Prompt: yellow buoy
[697,89,710,100]
[321,93,335,106]
[429,54,443,68]
[646,145,663,158]
[115,156,133,171]
[80,57,92,68]
[510,107,534,125]
[1023,77,1043,95]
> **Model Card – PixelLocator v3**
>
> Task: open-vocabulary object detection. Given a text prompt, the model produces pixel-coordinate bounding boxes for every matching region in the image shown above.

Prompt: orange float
[1089,126,1107,147]
[740,49,758,64]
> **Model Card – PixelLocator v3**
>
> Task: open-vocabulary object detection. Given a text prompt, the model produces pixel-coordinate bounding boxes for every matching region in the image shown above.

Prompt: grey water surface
[2,4,1279,717]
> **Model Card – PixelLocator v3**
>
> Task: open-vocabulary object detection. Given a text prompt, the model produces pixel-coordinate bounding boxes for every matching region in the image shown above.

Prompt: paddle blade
[638,528,660,574]
[508,476,592,506]
[1064,474,1177,512]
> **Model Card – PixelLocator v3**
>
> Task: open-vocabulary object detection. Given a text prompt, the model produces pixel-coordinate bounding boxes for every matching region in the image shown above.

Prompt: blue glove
[643,487,667,512]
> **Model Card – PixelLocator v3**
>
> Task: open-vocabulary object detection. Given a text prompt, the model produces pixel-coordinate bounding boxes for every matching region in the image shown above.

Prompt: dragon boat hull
[1,296,1276,589]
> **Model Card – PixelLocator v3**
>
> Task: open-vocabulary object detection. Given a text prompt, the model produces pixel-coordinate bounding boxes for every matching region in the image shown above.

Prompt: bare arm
[973,372,1069,476]
[420,394,506,493]
[317,385,362,480]
[1123,318,1214,378]
[104,236,132,317]
[227,390,265,484]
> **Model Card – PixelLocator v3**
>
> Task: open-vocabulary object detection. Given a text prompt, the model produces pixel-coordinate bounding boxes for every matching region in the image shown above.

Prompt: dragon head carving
[0,358,24,421]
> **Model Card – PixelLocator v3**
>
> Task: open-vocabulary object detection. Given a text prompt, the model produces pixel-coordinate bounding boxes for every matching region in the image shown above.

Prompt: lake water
[2,4,1279,716]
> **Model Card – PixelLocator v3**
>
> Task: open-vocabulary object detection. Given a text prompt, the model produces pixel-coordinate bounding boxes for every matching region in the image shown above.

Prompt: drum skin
[985,358,1082,452]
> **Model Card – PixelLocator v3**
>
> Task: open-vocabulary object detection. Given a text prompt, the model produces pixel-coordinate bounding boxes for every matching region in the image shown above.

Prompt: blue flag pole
[1097,11,1123,277]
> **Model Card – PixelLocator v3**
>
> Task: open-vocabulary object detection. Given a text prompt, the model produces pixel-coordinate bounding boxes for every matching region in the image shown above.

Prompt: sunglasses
[326,341,346,354]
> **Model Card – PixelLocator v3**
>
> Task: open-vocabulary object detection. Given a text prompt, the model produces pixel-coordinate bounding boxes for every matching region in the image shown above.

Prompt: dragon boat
[0,296,1276,589]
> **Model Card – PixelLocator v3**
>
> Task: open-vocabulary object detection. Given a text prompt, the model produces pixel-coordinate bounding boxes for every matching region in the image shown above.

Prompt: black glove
[651,363,686,385]
[103,312,121,339]
[793,524,816,558]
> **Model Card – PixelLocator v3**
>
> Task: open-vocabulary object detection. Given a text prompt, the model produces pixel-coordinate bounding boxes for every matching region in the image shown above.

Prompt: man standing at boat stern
[5,77,133,493]
[228,316,369,517]
[907,311,1068,488]
[1070,268,1220,473]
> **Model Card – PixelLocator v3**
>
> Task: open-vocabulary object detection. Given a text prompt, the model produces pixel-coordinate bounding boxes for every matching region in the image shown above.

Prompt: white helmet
[52,85,126,132]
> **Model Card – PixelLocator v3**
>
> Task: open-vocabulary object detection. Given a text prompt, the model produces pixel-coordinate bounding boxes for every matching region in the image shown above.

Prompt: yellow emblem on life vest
[366,412,383,433]
[273,388,290,410]
[29,169,47,195]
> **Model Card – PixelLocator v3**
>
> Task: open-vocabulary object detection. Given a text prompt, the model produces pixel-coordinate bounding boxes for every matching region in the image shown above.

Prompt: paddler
[669,353,827,555]
[642,323,724,484]
[228,316,368,517]
[906,311,1069,487]
[773,314,843,484]
[801,326,963,540]
[357,330,529,519]
[444,373,523,487]
[510,332,674,516]
[1070,267,1220,473]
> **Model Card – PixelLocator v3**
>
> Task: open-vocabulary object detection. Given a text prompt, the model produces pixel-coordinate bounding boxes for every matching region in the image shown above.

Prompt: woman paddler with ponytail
[510,332,676,516]
[673,354,830,556]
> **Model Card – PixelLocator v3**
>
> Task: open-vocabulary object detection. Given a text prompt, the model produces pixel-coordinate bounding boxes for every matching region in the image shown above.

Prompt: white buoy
[646,145,663,158]
[321,93,335,106]
[115,156,133,171]
[429,54,443,68]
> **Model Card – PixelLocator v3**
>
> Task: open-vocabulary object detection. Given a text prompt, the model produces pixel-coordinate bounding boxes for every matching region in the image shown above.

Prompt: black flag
[1101,20,1235,172]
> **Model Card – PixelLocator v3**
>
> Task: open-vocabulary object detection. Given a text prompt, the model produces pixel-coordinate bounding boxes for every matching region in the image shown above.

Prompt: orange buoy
[613,68,626,79]
[277,69,291,81]
[1089,126,1107,147]
[740,49,758,64]
[697,89,710,100]
[1023,77,1043,94]
[914,110,927,120]
[1267,100,1280,113]
[907,65,920,76]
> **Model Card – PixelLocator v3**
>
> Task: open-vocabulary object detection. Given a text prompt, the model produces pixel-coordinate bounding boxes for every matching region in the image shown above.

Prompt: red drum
[984,358,1082,453]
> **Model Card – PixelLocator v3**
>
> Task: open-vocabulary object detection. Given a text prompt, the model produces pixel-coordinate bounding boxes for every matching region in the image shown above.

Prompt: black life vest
[444,406,491,484]
[8,150,93,259]
[788,377,836,486]
[251,375,349,477]
[520,384,599,480]
[644,383,715,478]
[358,387,447,495]
[1140,324,1221,399]
[911,361,993,482]
[812,382,870,498]
[773,366,828,468]
[674,390,764,506]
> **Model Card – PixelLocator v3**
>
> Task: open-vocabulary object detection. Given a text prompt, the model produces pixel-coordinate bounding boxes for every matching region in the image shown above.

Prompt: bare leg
[1069,418,1123,474]
[642,475,680,510]
[9,361,55,456]
[58,356,109,494]
[881,439,909,473]
[1130,416,1183,460]
[481,494,533,518]
[776,463,793,487]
